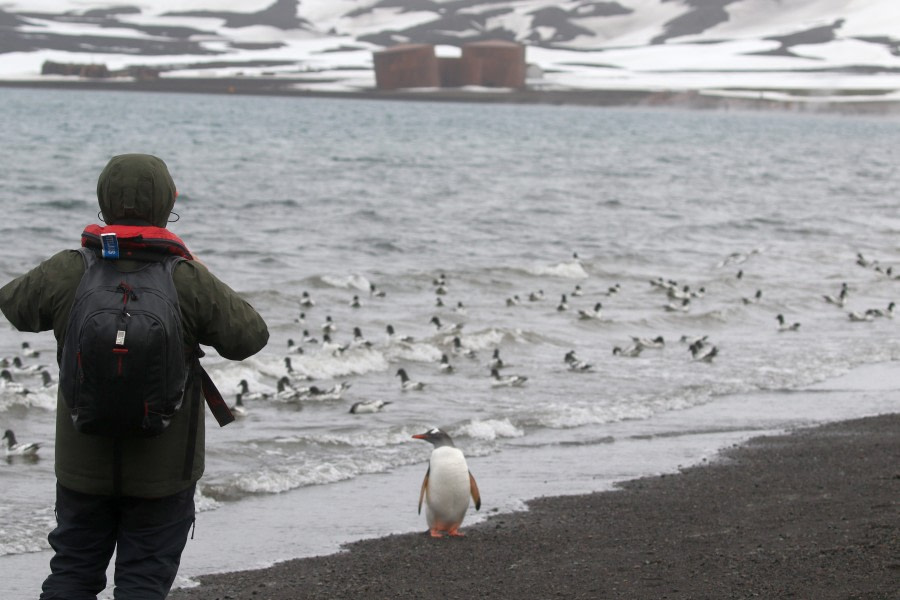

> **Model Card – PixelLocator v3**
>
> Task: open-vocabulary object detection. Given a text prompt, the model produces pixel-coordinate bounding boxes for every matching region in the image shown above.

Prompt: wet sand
[169,413,899,599]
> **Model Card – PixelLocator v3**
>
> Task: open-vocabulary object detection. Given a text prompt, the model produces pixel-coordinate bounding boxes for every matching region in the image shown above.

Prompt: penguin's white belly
[425,447,472,528]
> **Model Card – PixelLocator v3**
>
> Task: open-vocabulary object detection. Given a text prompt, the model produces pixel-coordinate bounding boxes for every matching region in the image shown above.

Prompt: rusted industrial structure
[461,40,526,88]
[373,41,526,90]
[372,44,439,90]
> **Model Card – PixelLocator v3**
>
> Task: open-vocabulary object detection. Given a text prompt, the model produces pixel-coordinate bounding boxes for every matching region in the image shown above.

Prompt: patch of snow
[16,19,164,41]
[2,0,275,12]
[434,44,462,58]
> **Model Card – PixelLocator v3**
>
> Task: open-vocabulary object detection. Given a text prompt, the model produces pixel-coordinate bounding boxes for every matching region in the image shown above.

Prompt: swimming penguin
[230,393,248,418]
[577,302,603,320]
[397,368,425,391]
[349,399,391,414]
[776,314,800,331]
[3,429,40,457]
[412,428,481,538]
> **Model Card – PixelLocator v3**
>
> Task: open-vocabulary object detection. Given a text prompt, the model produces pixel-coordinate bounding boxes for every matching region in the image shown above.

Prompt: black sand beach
[169,413,899,599]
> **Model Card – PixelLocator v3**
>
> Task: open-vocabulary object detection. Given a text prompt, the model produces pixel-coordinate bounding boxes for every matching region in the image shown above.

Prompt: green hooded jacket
[0,154,269,497]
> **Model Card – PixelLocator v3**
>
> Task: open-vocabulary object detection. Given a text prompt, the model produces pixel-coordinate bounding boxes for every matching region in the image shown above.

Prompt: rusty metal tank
[461,40,526,88]
[373,44,439,90]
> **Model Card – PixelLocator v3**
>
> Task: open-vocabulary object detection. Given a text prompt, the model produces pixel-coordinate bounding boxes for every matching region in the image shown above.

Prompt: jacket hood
[97,154,176,228]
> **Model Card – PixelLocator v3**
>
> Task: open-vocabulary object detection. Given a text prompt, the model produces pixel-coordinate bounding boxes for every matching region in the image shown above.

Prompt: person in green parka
[0,154,269,599]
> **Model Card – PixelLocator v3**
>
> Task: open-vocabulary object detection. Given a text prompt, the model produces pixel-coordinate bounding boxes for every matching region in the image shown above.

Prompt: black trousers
[40,482,196,600]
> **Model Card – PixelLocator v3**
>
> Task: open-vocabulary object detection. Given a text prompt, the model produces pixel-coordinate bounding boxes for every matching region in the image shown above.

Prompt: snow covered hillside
[1,0,899,101]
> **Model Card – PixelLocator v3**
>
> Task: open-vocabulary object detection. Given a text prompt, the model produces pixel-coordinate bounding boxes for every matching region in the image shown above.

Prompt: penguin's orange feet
[447,526,465,537]
[429,529,445,538]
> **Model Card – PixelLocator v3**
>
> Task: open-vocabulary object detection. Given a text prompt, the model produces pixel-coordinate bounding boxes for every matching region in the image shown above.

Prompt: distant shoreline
[2,77,899,115]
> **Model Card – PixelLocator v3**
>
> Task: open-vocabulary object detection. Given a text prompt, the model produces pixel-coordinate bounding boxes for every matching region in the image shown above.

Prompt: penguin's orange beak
[412,433,426,440]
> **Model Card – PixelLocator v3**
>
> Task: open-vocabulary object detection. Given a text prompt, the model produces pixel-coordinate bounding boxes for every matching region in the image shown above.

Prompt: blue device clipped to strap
[100,232,120,259]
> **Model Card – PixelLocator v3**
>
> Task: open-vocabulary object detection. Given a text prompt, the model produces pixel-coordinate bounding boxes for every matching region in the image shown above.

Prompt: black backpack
[59,247,189,437]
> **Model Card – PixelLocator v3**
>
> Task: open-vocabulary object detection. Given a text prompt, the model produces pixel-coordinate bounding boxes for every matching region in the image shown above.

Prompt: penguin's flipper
[418,466,430,515]
[469,471,481,511]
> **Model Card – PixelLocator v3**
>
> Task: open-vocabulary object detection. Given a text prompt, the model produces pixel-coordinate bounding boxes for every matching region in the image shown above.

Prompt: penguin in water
[412,428,481,538]
[3,429,40,457]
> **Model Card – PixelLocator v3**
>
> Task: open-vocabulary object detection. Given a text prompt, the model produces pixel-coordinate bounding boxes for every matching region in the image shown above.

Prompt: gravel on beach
[170,413,899,599]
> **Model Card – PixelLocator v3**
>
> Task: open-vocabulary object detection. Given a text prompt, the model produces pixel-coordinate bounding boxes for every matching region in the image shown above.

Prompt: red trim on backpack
[81,224,193,260]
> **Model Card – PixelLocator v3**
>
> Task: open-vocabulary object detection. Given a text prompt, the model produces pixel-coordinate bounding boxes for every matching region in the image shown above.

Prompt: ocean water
[0,87,898,597]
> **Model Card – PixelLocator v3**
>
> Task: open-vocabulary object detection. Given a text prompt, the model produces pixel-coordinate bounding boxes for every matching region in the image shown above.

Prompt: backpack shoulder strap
[163,255,186,276]
[75,246,98,269]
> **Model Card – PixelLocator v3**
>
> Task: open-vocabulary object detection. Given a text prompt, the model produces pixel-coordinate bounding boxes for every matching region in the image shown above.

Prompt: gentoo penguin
[283,357,313,383]
[680,334,708,346]
[349,399,391,414]
[612,344,643,358]
[577,302,603,320]
[488,348,504,370]
[856,252,873,268]
[667,285,692,300]
[321,315,336,335]
[351,327,373,348]
[386,324,415,344]
[564,350,593,372]
[490,368,527,387]
[776,314,800,331]
[452,336,477,359]
[0,369,30,395]
[867,301,895,318]
[848,310,874,322]
[691,343,718,363]
[230,393,248,418]
[822,285,848,307]
[11,356,45,373]
[3,429,40,457]
[632,335,665,349]
[412,428,481,538]
[439,353,455,374]
[273,377,303,402]
[321,334,347,356]
[742,289,763,305]
[664,298,691,312]
[236,379,270,401]
[430,316,462,334]
[397,368,425,391]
